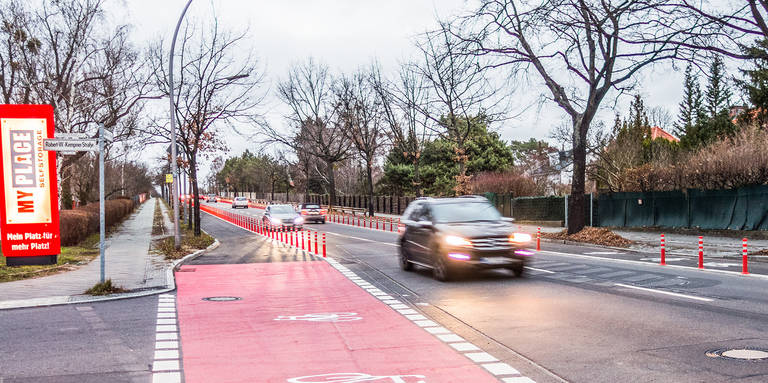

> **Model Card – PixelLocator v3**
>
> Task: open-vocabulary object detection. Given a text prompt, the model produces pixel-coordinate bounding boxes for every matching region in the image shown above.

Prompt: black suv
[398,196,534,281]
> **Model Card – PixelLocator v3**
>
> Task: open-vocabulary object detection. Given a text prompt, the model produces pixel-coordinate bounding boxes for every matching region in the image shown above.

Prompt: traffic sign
[102,128,114,142]
[43,139,98,152]
[56,132,89,139]
[166,173,173,183]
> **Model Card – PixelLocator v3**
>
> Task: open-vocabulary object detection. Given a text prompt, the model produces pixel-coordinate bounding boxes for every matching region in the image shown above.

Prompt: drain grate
[707,348,768,361]
[202,296,242,302]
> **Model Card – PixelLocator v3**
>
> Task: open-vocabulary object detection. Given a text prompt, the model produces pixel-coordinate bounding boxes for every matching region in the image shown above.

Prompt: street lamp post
[168,0,193,248]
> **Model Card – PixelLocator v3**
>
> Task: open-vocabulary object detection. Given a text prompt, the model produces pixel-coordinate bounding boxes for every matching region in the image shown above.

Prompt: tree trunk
[190,161,201,236]
[413,157,422,197]
[366,160,374,217]
[326,159,337,209]
[568,119,589,234]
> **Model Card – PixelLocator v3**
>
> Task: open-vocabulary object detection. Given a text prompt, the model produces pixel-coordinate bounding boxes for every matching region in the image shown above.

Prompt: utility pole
[168,0,194,248]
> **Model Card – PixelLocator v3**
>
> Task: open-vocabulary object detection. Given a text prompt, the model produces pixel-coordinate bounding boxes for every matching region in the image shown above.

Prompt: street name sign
[56,132,89,139]
[102,128,114,142]
[0,105,61,265]
[43,138,98,152]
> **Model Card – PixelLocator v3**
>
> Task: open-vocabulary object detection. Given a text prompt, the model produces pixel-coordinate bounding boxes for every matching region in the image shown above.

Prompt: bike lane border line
[152,293,183,383]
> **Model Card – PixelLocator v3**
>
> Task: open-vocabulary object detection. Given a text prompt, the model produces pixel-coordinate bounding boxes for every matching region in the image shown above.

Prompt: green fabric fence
[597,185,768,230]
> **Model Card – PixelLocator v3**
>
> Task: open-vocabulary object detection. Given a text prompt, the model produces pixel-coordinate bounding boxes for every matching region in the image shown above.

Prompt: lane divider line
[322,257,536,382]
[151,294,182,383]
[613,283,714,302]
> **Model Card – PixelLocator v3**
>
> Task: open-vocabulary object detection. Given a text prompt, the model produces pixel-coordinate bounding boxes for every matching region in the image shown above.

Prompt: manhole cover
[707,348,768,361]
[202,296,242,302]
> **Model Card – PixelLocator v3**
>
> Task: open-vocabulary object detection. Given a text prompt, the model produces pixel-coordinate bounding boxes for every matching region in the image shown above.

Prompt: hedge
[60,198,138,246]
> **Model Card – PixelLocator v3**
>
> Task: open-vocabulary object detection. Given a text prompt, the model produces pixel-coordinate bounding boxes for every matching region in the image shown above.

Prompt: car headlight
[444,235,472,247]
[270,217,282,225]
[294,217,304,224]
[509,233,532,243]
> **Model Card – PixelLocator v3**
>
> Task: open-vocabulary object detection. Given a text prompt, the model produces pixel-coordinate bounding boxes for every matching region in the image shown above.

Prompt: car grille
[471,237,511,251]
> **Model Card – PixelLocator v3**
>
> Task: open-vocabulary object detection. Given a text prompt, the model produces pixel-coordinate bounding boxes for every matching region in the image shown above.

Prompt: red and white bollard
[698,236,704,269]
[314,231,319,254]
[536,227,541,251]
[743,238,749,275]
[322,233,326,258]
[660,234,666,266]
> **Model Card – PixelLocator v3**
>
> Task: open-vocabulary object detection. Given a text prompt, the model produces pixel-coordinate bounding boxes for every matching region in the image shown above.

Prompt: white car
[231,196,249,209]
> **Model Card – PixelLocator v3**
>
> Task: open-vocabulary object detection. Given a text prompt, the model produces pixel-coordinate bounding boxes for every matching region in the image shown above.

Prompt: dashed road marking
[614,283,714,302]
[151,294,181,383]
[323,256,538,382]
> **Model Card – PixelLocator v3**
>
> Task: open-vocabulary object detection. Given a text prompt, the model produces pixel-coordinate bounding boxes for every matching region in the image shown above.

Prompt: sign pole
[99,123,105,283]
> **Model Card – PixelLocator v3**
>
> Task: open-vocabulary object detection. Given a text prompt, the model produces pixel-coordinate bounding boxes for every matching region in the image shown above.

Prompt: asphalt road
[207,201,768,382]
[0,296,158,382]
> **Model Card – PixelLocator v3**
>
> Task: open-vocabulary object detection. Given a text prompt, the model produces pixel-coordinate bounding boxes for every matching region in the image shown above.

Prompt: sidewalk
[0,197,168,306]
[515,223,768,259]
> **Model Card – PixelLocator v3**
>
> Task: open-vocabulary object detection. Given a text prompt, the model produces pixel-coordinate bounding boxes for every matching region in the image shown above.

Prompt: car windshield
[235,197,246,201]
[270,205,295,214]
[430,202,502,223]
[303,204,320,209]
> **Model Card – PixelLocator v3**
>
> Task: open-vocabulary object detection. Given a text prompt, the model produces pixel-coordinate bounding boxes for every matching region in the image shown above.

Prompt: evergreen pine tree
[674,65,705,149]
[737,39,768,127]
[699,55,736,144]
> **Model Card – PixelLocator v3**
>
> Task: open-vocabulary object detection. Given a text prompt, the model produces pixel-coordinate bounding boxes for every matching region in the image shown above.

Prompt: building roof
[650,126,679,142]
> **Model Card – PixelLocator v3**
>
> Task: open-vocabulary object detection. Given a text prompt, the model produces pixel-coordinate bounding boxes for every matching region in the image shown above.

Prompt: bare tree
[265,58,351,207]
[415,24,500,194]
[371,62,432,196]
[336,68,388,216]
[648,106,673,129]
[460,1,689,233]
[144,19,265,236]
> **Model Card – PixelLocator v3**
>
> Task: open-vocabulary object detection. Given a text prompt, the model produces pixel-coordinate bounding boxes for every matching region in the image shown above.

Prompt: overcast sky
[120,0,731,180]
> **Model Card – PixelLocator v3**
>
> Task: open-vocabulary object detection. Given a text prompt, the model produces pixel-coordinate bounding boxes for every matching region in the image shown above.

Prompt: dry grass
[620,127,768,192]
[0,234,100,283]
[85,279,127,295]
[153,224,215,260]
[543,227,633,248]
[471,169,539,196]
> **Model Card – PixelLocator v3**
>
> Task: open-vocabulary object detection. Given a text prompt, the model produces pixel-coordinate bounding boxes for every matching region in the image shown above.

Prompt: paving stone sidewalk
[0,197,168,302]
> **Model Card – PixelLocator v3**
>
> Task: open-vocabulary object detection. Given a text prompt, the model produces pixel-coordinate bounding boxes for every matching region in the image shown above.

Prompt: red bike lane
[175,261,500,383]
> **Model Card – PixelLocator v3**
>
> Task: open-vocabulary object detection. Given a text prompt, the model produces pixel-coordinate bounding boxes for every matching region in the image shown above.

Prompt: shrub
[60,199,137,245]
[470,170,539,197]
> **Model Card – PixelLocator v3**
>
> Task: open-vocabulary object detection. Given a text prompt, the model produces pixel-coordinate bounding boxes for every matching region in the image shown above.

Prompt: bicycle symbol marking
[286,372,427,383]
[274,313,362,322]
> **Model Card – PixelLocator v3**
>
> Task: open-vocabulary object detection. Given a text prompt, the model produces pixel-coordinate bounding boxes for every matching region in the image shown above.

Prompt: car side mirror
[416,220,433,228]
[502,217,515,223]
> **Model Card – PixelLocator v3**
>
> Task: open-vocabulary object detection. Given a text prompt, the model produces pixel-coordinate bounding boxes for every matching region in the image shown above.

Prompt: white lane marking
[502,377,537,383]
[585,251,624,255]
[152,372,181,383]
[465,352,499,363]
[156,332,178,341]
[703,262,740,268]
[525,267,555,274]
[436,334,465,343]
[155,341,179,349]
[390,304,410,310]
[156,325,178,332]
[157,319,176,325]
[414,320,438,327]
[405,314,427,320]
[397,309,418,315]
[614,283,714,302]
[481,362,520,376]
[152,360,180,372]
[157,312,176,318]
[423,326,451,334]
[450,342,481,352]
[154,350,180,359]
[321,230,398,246]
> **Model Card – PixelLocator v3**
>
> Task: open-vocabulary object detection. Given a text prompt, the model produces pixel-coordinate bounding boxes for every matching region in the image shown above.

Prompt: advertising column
[0,105,60,265]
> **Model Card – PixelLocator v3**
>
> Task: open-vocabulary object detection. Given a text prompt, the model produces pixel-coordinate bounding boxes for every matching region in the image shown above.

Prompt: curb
[0,235,220,311]
[541,237,768,263]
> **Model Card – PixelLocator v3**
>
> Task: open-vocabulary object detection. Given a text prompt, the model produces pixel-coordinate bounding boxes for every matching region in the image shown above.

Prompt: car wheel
[507,264,525,277]
[399,244,413,271]
[433,254,452,282]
